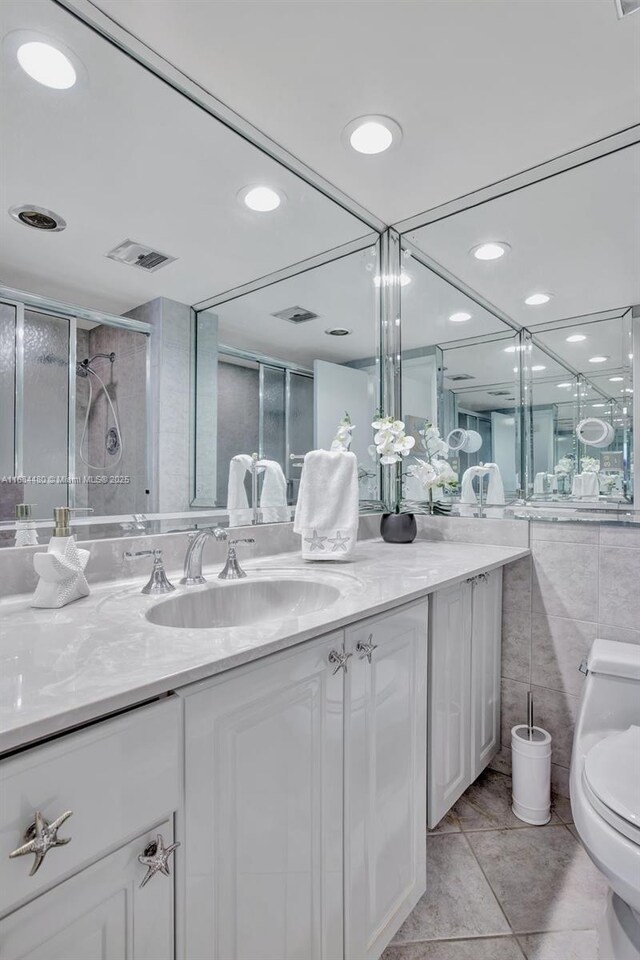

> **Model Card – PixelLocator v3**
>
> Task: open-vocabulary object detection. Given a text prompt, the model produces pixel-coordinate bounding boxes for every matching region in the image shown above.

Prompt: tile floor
[382,769,610,960]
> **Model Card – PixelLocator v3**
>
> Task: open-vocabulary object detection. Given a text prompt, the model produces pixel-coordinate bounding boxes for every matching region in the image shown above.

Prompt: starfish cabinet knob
[138,834,180,889]
[9,810,73,876]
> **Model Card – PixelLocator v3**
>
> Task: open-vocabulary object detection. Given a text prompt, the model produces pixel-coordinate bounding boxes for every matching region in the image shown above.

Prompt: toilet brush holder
[511,724,552,825]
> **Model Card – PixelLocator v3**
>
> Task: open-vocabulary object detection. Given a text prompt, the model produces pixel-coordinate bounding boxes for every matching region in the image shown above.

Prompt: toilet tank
[574,639,640,747]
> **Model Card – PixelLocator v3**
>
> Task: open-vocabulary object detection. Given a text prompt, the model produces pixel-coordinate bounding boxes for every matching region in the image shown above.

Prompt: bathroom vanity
[0,539,527,960]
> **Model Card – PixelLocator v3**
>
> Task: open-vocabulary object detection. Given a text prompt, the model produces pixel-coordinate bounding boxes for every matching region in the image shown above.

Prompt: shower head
[76,352,116,378]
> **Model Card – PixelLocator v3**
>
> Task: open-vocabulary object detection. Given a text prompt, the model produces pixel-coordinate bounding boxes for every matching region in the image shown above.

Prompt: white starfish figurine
[138,834,180,888]
[9,810,73,876]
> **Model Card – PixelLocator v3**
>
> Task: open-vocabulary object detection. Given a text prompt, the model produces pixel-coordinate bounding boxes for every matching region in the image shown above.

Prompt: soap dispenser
[31,507,93,609]
[14,503,39,548]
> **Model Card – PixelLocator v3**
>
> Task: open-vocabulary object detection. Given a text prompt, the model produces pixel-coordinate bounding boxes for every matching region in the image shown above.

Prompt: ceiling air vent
[448,373,475,382]
[271,305,318,324]
[106,239,177,273]
[488,390,512,396]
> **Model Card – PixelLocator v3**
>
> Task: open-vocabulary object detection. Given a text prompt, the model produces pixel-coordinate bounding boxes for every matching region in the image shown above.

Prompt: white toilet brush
[511,691,552,825]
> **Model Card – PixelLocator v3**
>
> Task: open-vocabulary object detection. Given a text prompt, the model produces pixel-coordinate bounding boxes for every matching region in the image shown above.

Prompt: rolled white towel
[294,450,359,561]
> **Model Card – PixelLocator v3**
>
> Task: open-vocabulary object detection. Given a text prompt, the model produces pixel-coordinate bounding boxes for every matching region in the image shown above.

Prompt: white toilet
[571,638,640,960]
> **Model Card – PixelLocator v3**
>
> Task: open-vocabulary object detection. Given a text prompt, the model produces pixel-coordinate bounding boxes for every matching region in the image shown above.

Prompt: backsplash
[496,520,640,797]
[0,515,381,599]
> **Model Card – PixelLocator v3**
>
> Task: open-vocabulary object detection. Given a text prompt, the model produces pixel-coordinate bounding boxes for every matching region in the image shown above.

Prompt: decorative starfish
[138,835,180,888]
[9,810,73,876]
[304,530,327,552]
[327,531,350,552]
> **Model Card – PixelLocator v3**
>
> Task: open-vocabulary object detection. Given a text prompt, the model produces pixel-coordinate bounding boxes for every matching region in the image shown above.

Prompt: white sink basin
[146,578,341,629]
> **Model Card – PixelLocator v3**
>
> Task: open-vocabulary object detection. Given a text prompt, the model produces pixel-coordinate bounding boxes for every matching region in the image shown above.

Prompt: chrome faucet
[124,549,176,595]
[181,527,255,584]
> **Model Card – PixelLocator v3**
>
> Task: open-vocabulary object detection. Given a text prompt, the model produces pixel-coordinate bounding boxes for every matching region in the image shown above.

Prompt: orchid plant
[407,422,458,513]
[368,416,416,513]
[554,455,576,477]
[581,456,601,474]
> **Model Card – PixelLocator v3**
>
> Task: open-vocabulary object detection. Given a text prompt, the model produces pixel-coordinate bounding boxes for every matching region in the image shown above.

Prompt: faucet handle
[124,549,176,595]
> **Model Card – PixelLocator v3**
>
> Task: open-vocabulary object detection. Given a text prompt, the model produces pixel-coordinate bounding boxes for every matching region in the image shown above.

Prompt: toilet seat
[583,726,640,846]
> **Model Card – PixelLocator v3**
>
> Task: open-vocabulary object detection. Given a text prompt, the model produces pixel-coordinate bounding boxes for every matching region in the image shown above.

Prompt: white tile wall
[494,520,640,796]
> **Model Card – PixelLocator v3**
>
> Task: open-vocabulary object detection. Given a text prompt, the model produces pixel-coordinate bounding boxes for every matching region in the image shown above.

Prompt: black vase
[380,512,417,544]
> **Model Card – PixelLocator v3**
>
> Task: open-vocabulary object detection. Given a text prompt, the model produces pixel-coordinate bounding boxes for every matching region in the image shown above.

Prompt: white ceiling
[92,0,640,225]
[212,248,379,367]
[408,146,640,326]
[0,0,368,315]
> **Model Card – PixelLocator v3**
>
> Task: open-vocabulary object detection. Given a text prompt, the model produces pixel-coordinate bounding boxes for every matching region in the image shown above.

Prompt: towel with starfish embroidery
[293,449,359,561]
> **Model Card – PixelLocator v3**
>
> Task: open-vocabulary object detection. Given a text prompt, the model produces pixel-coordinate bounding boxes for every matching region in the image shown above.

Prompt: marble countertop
[0,539,528,753]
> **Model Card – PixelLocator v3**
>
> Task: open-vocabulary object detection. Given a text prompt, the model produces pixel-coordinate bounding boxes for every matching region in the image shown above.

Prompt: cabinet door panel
[471,571,503,778]
[428,583,472,828]
[345,602,428,960]
[0,823,174,960]
[181,634,344,960]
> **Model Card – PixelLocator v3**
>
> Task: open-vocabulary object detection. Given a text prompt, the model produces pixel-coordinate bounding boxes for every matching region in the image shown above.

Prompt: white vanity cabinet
[180,599,428,960]
[344,603,427,960]
[427,570,502,828]
[0,697,182,960]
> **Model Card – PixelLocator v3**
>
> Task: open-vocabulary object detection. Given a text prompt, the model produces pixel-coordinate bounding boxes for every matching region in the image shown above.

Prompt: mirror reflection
[194,247,381,523]
[400,142,638,512]
[0,0,375,541]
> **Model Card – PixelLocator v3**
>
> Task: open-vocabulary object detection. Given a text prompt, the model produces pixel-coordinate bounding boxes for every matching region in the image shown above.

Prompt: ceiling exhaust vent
[106,239,177,273]
[448,373,475,382]
[271,305,318,324]
[488,389,512,396]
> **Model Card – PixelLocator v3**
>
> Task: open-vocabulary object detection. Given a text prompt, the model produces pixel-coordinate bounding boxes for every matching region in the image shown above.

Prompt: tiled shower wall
[497,520,640,797]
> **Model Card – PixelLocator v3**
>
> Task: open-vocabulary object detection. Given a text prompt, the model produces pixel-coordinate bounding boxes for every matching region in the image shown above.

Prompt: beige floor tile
[467,826,608,934]
[382,936,526,959]
[452,769,559,832]
[392,835,510,943]
[518,928,599,959]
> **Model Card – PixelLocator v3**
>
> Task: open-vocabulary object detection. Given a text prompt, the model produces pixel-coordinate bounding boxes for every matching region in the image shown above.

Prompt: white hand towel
[293,450,359,561]
[461,465,487,503]
[572,473,584,498]
[486,462,505,505]
[534,472,546,495]
[581,472,600,498]
[227,454,253,527]
[258,459,289,523]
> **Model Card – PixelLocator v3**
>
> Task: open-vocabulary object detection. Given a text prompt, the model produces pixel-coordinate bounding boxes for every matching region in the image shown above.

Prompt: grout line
[458,829,516,936]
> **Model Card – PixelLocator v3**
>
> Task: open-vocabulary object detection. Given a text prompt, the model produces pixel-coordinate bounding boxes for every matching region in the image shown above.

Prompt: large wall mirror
[398,139,639,517]
[0,0,378,543]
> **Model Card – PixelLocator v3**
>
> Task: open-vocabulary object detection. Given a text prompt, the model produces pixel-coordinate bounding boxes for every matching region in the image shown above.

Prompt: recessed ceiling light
[557,382,572,388]
[566,334,586,343]
[589,356,609,363]
[373,272,411,287]
[609,376,624,382]
[344,115,402,154]
[531,365,546,371]
[449,311,471,322]
[17,41,76,89]
[471,242,510,261]
[325,327,351,337]
[524,293,551,306]
[9,203,66,232]
[239,185,283,212]
[592,403,605,408]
